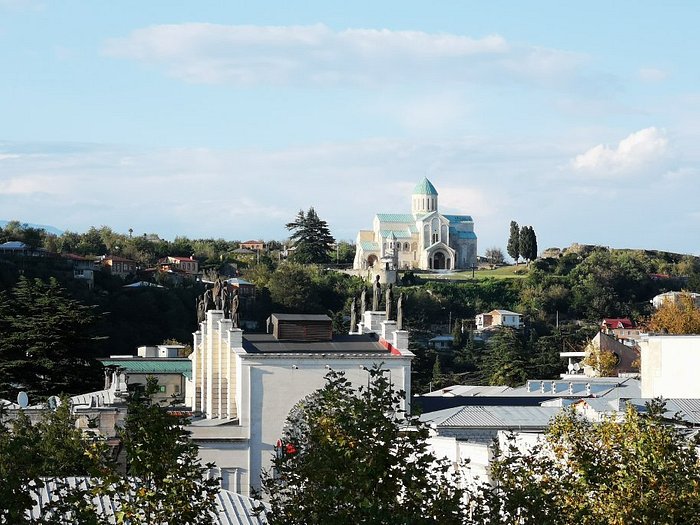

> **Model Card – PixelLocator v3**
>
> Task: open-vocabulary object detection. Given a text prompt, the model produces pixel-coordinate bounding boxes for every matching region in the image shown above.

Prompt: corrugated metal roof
[100,358,192,380]
[28,478,268,524]
[421,405,560,429]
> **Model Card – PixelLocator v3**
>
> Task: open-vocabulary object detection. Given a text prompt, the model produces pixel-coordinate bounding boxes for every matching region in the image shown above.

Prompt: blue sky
[1,1,699,255]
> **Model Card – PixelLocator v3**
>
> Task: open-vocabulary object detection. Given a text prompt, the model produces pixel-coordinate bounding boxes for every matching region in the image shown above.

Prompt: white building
[475,309,523,331]
[640,334,700,398]
[186,309,413,496]
[353,178,477,271]
[651,291,700,309]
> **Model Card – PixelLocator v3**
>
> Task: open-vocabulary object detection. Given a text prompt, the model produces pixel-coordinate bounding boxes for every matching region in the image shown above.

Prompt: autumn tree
[484,247,505,267]
[648,292,700,334]
[260,368,468,524]
[476,400,700,524]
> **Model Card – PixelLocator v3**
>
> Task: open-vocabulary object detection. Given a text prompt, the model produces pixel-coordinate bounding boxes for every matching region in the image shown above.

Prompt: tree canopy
[0,277,104,400]
[648,292,700,334]
[260,368,468,524]
[478,400,700,524]
[285,207,335,264]
[519,225,537,263]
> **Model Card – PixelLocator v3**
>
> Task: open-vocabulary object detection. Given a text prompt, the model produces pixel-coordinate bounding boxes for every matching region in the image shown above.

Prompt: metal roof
[380,229,414,239]
[421,405,560,429]
[271,313,331,321]
[443,214,473,223]
[413,177,438,195]
[28,478,268,524]
[359,240,379,251]
[375,213,414,223]
[100,358,192,380]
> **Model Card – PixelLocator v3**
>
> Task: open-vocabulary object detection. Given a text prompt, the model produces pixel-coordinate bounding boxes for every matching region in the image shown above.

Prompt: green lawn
[417,264,528,281]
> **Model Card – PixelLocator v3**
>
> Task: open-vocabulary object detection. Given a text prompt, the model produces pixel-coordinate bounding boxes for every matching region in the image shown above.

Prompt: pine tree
[0,277,104,399]
[285,207,335,264]
[507,221,520,263]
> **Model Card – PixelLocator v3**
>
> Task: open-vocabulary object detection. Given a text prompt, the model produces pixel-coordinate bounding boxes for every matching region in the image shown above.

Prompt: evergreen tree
[519,226,538,264]
[432,354,443,390]
[285,207,335,264]
[261,368,468,524]
[481,327,528,386]
[507,221,520,263]
[0,277,104,399]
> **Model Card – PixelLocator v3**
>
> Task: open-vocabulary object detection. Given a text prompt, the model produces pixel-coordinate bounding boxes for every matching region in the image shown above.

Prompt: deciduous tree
[648,292,700,334]
[476,400,700,524]
[260,368,468,524]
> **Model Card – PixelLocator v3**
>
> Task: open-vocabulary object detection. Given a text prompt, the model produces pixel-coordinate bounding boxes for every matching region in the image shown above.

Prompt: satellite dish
[17,391,29,408]
[567,363,574,372]
[47,396,60,410]
[573,362,581,372]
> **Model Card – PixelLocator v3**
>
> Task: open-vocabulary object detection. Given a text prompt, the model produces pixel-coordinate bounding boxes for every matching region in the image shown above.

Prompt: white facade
[353,177,477,271]
[187,310,413,496]
[475,309,523,331]
[640,334,700,398]
[651,291,700,309]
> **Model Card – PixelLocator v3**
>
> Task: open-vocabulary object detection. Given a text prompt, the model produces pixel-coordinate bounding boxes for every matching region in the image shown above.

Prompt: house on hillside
[601,318,642,345]
[240,240,266,251]
[475,309,523,331]
[62,253,97,289]
[100,255,137,278]
[0,241,48,257]
[159,255,199,275]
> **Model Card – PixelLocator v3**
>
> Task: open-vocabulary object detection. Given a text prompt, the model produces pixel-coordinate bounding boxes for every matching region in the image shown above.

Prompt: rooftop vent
[269,313,333,342]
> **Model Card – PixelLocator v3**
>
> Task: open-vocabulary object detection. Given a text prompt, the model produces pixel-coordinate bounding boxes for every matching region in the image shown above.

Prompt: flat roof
[272,313,331,322]
[243,333,390,354]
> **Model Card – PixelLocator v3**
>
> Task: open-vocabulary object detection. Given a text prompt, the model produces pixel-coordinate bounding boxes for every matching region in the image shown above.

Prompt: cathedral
[353,178,477,271]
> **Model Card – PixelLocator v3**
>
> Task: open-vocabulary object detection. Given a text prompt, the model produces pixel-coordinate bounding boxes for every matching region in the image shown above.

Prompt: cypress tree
[507,221,520,263]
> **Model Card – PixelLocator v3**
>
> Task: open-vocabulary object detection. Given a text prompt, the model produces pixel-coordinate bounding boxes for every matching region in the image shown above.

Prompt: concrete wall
[641,335,700,398]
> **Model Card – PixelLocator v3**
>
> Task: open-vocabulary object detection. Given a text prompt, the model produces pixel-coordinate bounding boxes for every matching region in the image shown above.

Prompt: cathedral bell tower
[411,177,439,218]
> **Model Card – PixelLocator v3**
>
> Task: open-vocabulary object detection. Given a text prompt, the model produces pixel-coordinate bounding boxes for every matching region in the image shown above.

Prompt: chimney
[551,381,557,394]
[540,381,545,394]
[568,382,574,395]
[585,382,591,396]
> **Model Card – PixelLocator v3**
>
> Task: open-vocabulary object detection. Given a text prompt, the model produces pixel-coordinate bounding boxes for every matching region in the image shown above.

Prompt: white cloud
[103,23,583,88]
[638,67,668,83]
[571,127,669,176]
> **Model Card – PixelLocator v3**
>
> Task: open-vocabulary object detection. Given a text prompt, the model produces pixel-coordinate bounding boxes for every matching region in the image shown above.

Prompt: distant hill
[0,220,64,236]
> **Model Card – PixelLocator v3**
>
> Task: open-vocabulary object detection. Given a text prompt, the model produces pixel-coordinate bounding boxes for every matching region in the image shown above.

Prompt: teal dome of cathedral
[413,177,438,196]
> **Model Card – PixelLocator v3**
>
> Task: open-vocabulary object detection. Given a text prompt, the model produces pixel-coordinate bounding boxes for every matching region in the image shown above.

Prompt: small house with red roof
[160,255,199,275]
[240,240,266,251]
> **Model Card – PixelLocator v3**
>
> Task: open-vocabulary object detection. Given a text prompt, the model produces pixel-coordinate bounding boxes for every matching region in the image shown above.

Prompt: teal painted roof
[443,214,473,223]
[413,177,438,196]
[376,213,414,223]
[380,229,413,239]
[100,358,192,380]
[455,231,477,240]
[360,241,379,251]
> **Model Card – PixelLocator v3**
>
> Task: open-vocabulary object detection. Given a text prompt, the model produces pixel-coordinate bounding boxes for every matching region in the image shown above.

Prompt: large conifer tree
[0,277,104,399]
[285,207,335,264]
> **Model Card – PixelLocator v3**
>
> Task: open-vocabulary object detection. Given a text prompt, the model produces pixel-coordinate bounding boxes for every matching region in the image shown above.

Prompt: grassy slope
[418,264,528,281]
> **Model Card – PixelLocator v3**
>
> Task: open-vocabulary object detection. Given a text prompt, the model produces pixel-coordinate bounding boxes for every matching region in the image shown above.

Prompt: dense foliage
[0,381,219,524]
[648,292,700,334]
[261,368,468,524]
[0,277,104,400]
[479,400,700,524]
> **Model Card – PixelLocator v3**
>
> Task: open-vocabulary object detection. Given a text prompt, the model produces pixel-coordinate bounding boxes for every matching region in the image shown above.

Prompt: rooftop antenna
[16,391,28,409]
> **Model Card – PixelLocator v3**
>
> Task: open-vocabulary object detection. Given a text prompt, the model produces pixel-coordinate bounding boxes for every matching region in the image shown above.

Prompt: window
[174,384,180,393]
[158,385,166,393]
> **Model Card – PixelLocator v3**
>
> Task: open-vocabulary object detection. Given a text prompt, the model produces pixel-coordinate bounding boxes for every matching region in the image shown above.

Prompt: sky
[1,1,699,255]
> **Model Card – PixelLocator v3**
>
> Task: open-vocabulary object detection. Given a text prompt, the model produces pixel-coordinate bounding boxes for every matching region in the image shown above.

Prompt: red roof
[602,318,634,329]
[62,253,92,261]
[241,240,264,245]
[104,255,136,263]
